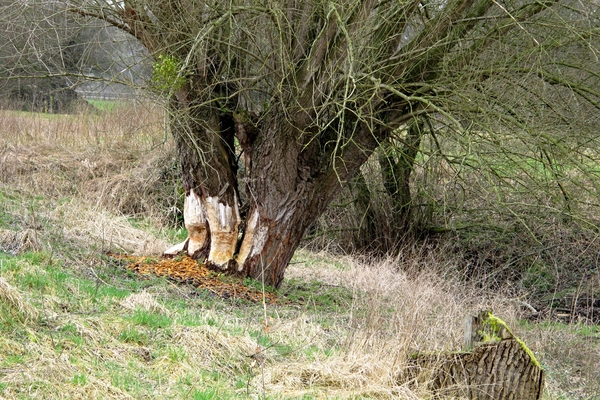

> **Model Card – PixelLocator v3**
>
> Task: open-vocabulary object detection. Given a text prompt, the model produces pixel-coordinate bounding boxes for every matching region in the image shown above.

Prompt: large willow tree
[10,0,596,287]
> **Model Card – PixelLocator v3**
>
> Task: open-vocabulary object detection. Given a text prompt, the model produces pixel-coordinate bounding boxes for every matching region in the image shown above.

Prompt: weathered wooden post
[405,310,545,399]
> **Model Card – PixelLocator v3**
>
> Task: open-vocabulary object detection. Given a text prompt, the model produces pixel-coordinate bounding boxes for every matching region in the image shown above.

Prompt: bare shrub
[310,138,600,309]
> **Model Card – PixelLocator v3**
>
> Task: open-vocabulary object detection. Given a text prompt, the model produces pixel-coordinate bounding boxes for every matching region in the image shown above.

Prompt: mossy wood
[405,311,544,399]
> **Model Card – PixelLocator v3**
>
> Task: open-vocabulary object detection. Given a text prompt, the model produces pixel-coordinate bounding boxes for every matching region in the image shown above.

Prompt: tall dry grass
[254,249,520,398]
[0,101,181,222]
[1,102,598,399]
[0,101,179,256]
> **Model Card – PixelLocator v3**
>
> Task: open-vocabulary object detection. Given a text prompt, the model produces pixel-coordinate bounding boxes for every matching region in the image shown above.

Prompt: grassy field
[0,103,598,399]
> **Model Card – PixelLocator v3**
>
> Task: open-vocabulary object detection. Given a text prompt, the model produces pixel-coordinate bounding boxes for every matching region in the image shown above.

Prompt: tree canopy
[3,0,599,286]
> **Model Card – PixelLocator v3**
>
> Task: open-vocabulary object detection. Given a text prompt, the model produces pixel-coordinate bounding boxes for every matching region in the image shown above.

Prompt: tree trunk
[163,88,242,270]
[379,118,423,233]
[409,340,545,400]
[165,104,374,288]
[232,116,364,287]
[349,170,378,251]
[405,311,545,400]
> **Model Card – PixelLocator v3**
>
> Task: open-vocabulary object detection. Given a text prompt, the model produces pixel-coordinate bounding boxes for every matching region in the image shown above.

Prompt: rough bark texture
[407,340,545,400]
[405,312,545,400]
[349,171,378,250]
[232,116,376,287]
[379,119,423,229]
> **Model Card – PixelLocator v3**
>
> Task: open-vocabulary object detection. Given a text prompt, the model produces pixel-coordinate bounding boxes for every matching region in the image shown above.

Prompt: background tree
[0,1,149,112]
[310,0,600,262]
[0,1,81,112]
[6,0,599,288]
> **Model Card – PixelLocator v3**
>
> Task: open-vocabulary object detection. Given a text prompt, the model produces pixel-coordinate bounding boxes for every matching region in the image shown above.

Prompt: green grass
[0,231,597,400]
[0,236,353,398]
[72,373,87,386]
[279,278,354,313]
[85,99,130,112]
[520,319,600,338]
[128,309,173,329]
[119,326,149,345]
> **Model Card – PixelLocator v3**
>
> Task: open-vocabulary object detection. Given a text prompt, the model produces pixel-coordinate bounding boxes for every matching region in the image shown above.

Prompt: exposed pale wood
[184,189,210,258]
[163,239,188,257]
[204,195,240,269]
[163,189,210,259]
[237,210,264,269]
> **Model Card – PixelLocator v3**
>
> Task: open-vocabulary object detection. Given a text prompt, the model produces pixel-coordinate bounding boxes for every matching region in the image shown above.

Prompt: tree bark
[408,340,545,400]
[405,311,545,400]
[379,118,423,233]
[231,115,372,287]
[163,88,241,270]
[165,104,376,288]
[349,170,378,251]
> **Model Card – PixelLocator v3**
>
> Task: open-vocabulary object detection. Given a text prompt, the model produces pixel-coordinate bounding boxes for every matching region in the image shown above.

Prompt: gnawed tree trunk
[164,100,378,288]
[71,0,566,288]
[163,85,240,266]
[404,311,545,399]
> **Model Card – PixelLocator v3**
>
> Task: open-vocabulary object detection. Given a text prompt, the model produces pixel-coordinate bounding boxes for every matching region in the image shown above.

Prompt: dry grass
[51,201,170,255]
[0,105,598,399]
[268,252,518,399]
[520,321,600,399]
[0,101,179,224]
[0,101,179,255]
[120,291,170,315]
[0,276,39,321]
[0,228,40,255]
